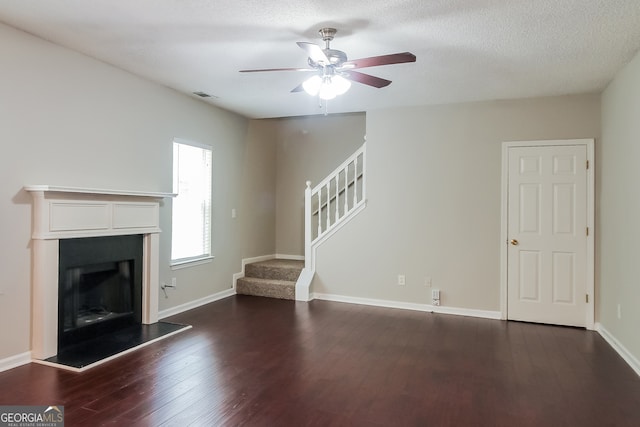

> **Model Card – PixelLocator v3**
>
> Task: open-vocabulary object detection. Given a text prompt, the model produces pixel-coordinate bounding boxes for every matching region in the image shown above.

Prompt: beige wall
[600,49,640,360]
[2,17,631,368]
[272,114,366,255]
[240,119,278,258]
[0,23,275,360]
[312,95,601,311]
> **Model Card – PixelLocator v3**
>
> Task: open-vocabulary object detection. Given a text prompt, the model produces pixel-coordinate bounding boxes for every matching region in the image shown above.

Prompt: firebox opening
[58,235,143,353]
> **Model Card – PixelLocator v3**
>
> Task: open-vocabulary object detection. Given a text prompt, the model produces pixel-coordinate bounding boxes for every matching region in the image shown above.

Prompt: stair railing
[296,141,367,301]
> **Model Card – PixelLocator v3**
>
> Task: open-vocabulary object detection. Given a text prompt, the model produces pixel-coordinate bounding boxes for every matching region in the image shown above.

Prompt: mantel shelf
[24,185,176,199]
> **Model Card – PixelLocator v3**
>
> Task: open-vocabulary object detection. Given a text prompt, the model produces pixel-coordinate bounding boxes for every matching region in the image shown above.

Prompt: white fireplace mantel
[24,185,176,198]
[25,185,176,240]
[25,185,175,360]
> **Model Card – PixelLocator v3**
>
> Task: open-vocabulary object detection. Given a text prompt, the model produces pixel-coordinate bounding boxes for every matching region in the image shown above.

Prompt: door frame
[500,139,595,329]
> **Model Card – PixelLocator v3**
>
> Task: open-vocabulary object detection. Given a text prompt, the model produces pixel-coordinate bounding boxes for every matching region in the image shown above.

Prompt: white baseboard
[242,254,277,265]
[312,293,502,320]
[430,304,502,320]
[0,351,31,373]
[596,322,640,377]
[159,288,235,319]
[276,254,305,261]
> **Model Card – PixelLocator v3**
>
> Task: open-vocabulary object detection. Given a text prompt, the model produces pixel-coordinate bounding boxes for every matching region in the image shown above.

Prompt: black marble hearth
[44,321,190,369]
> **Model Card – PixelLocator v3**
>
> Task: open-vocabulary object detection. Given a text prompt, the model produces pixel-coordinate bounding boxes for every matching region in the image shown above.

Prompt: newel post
[304,180,312,270]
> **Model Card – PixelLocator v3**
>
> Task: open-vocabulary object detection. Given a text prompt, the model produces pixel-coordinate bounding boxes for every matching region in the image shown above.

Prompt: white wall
[600,49,640,361]
[0,23,275,361]
[312,95,600,311]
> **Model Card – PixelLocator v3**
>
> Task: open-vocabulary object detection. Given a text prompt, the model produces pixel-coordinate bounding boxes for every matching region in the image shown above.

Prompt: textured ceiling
[1,0,640,119]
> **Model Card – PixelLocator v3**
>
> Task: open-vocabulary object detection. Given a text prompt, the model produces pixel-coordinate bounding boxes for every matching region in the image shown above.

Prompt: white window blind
[171,139,212,265]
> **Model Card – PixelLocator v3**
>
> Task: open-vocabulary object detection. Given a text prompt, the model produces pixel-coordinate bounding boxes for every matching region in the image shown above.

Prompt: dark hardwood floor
[2,295,640,426]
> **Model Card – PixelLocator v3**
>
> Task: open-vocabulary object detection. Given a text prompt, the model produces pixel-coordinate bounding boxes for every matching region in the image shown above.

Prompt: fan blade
[342,52,416,69]
[239,67,313,73]
[291,83,305,93]
[343,70,392,88]
[297,42,330,64]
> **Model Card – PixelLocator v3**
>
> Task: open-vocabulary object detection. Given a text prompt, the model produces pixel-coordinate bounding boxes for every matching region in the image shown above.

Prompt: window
[171,139,213,266]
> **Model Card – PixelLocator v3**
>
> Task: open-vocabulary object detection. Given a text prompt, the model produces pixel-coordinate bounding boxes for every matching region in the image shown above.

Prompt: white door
[507,144,588,327]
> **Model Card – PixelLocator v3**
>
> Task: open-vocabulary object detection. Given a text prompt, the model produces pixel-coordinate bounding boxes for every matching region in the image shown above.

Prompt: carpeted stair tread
[250,259,304,269]
[238,259,303,300]
[245,259,304,282]
[236,277,295,300]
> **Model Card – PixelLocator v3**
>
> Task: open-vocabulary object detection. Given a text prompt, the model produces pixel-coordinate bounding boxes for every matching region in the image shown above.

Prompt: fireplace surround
[25,185,174,361]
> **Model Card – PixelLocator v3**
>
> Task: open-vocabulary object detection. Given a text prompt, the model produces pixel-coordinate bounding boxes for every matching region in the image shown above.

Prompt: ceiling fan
[239,28,416,101]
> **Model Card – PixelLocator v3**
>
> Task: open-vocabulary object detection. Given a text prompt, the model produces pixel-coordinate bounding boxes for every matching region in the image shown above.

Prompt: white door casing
[500,140,594,329]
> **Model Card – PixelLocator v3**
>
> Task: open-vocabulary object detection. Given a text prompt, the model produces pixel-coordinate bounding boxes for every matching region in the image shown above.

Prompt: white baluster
[344,166,349,214]
[360,150,366,205]
[335,175,339,220]
[305,181,312,268]
[326,182,331,230]
[317,190,322,236]
[353,157,358,205]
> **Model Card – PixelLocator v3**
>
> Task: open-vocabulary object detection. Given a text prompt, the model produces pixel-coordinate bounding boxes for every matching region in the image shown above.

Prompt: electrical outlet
[617,304,622,319]
[398,274,405,286]
[432,289,441,306]
[424,276,432,287]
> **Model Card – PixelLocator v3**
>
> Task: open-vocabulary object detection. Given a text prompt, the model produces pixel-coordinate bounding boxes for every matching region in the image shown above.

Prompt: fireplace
[58,235,143,352]
[25,185,175,361]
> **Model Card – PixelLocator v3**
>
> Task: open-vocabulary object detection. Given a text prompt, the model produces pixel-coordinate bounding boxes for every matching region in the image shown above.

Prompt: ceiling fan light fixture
[302,75,322,96]
[332,75,351,95]
[318,78,337,100]
[303,74,351,100]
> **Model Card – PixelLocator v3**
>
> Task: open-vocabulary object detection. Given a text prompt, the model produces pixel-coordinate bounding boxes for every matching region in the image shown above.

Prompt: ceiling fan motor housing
[325,49,347,65]
[306,28,348,68]
[319,27,337,42]
[308,49,348,68]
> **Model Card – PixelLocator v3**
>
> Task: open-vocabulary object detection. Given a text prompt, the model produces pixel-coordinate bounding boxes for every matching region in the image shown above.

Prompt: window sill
[170,256,214,270]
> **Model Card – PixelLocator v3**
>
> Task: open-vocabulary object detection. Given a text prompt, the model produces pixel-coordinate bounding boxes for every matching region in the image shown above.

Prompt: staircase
[236,259,304,300]
[295,141,367,301]
[236,142,366,302]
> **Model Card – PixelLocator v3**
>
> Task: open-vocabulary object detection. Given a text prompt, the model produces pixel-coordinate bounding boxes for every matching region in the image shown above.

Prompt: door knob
[509,239,519,246]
